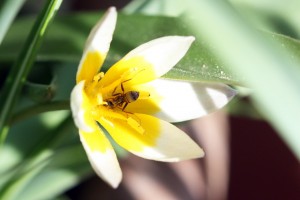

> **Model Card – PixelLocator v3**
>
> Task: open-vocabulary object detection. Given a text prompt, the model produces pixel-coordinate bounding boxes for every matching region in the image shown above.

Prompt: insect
[104,76,150,134]
[104,79,140,111]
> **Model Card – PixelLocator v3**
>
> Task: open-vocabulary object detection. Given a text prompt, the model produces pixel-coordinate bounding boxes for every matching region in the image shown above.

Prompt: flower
[70,7,236,188]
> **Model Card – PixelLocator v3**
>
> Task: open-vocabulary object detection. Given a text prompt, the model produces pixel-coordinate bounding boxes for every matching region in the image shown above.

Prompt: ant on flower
[103,76,149,134]
[104,79,140,111]
[104,68,149,112]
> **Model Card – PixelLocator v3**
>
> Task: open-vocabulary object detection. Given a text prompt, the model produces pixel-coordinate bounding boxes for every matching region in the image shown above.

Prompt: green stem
[0,0,63,142]
[10,100,70,124]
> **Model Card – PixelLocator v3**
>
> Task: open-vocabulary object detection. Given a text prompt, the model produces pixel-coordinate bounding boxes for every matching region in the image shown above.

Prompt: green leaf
[0,0,63,142]
[0,144,91,200]
[229,0,300,39]
[122,0,187,16]
[0,115,87,199]
[2,11,300,87]
[10,145,91,200]
[0,12,244,85]
[0,0,26,44]
[184,0,300,160]
[0,150,53,200]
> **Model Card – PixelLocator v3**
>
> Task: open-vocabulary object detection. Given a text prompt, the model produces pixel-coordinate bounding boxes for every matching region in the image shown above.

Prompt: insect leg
[122,102,129,111]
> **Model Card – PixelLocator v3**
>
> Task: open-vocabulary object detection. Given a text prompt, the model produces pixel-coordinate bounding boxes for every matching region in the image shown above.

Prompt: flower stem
[0,0,63,142]
[10,100,70,125]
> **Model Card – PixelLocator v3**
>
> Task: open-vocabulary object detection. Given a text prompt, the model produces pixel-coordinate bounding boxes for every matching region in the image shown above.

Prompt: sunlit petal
[100,36,195,87]
[79,129,122,188]
[125,79,236,122]
[100,114,204,162]
[76,7,117,83]
[70,81,95,132]
[123,36,195,77]
[84,7,117,54]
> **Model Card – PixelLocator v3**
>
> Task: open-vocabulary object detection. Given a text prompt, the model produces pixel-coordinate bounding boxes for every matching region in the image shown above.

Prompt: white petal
[126,79,236,122]
[76,7,117,82]
[100,114,204,162]
[153,79,236,122]
[122,36,195,77]
[84,7,117,54]
[133,116,205,162]
[70,81,94,132]
[79,130,122,188]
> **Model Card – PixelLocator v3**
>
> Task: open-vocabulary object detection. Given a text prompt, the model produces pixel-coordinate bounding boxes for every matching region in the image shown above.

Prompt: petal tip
[179,142,205,161]
[84,6,117,53]
[110,177,122,189]
[103,6,117,22]
[175,35,195,46]
[79,131,123,188]
[196,147,205,158]
[107,6,117,13]
[92,150,123,188]
[185,36,196,43]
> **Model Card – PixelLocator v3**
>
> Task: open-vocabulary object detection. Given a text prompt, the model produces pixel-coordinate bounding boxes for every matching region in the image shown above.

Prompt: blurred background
[0,0,299,199]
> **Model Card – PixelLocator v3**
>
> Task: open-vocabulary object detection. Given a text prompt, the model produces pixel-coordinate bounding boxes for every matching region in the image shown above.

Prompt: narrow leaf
[0,0,26,44]
[0,0,63,141]
[184,0,300,159]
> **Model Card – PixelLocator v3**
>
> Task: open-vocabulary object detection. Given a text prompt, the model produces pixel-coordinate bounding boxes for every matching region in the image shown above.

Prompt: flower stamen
[93,72,105,82]
[127,116,145,134]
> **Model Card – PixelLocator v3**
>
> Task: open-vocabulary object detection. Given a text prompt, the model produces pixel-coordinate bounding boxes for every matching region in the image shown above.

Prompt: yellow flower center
[84,71,146,134]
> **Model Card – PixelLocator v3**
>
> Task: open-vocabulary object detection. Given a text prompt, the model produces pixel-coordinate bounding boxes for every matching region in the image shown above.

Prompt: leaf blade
[0,0,63,141]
